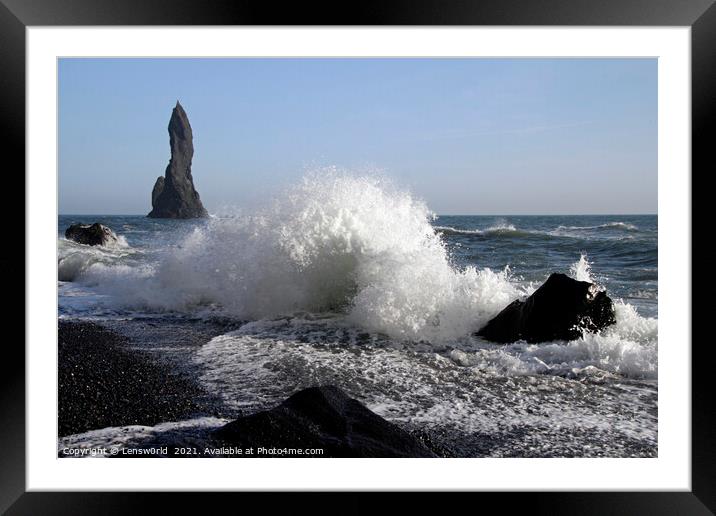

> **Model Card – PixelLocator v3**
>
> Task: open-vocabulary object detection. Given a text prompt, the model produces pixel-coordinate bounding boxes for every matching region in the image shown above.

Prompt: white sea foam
[485,221,518,233]
[454,301,657,379]
[57,174,658,456]
[62,171,656,356]
[57,237,134,282]
[74,170,525,342]
[58,417,229,456]
[193,311,657,446]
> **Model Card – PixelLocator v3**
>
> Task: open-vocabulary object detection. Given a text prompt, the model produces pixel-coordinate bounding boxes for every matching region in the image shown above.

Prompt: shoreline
[58,319,447,458]
[59,320,220,437]
[58,316,657,458]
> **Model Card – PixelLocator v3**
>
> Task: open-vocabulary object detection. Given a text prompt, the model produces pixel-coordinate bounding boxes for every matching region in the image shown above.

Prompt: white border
[27,27,691,491]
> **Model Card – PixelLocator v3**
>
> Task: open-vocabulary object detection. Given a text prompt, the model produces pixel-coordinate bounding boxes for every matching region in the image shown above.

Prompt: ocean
[57,174,658,457]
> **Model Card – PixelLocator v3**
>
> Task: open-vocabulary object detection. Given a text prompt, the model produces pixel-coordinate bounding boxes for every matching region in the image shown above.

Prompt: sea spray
[57,206,659,456]
[64,172,656,351]
[569,253,593,283]
[73,171,524,341]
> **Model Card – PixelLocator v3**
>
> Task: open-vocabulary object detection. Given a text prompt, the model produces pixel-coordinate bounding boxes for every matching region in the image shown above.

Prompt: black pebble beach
[58,321,209,437]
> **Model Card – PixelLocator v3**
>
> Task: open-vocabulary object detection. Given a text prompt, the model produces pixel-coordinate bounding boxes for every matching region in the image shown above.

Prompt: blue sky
[59,58,656,215]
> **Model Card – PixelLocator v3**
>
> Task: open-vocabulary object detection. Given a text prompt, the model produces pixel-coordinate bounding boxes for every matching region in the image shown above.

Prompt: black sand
[58,321,212,436]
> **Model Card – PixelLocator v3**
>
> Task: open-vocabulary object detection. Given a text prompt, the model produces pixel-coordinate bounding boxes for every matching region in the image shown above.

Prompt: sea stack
[147,101,208,218]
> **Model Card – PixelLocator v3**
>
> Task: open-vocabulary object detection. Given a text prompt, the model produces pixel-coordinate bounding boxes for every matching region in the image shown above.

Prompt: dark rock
[147,101,208,219]
[477,273,616,343]
[213,385,437,457]
[65,222,118,247]
[151,176,165,207]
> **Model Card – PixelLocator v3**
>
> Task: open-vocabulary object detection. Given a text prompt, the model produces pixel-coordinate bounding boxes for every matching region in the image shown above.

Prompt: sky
[59,58,657,215]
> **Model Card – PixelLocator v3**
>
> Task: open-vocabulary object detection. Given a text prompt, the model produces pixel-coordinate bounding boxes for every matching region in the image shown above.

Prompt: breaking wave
[556,222,638,232]
[61,170,657,363]
[73,171,525,342]
[434,222,522,236]
[58,236,133,282]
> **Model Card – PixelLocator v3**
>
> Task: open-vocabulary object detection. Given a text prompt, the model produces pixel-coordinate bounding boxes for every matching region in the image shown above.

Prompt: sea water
[58,172,658,456]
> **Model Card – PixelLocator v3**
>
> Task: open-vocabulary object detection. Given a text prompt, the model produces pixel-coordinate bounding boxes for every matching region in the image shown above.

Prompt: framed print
[3,0,713,513]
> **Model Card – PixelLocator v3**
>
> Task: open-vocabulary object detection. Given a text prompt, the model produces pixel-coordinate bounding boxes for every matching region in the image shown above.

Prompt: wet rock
[147,101,208,219]
[477,273,616,343]
[214,385,436,457]
[64,222,118,247]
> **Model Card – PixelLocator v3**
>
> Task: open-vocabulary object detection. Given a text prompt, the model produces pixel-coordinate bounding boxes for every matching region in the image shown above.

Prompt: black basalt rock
[65,223,118,247]
[151,176,165,207]
[147,101,208,219]
[213,385,437,458]
[477,273,616,343]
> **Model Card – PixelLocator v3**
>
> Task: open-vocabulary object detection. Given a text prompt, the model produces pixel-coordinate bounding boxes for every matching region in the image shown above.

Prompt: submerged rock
[213,385,436,457]
[147,101,208,219]
[64,223,118,247]
[477,273,616,343]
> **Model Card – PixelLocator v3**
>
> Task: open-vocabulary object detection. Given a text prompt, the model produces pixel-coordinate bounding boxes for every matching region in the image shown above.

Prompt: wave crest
[78,171,525,342]
[58,237,133,282]
[556,222,638,232]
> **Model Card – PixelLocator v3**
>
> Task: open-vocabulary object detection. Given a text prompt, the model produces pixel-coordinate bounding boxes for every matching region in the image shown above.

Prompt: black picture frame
[3,0,711,513]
